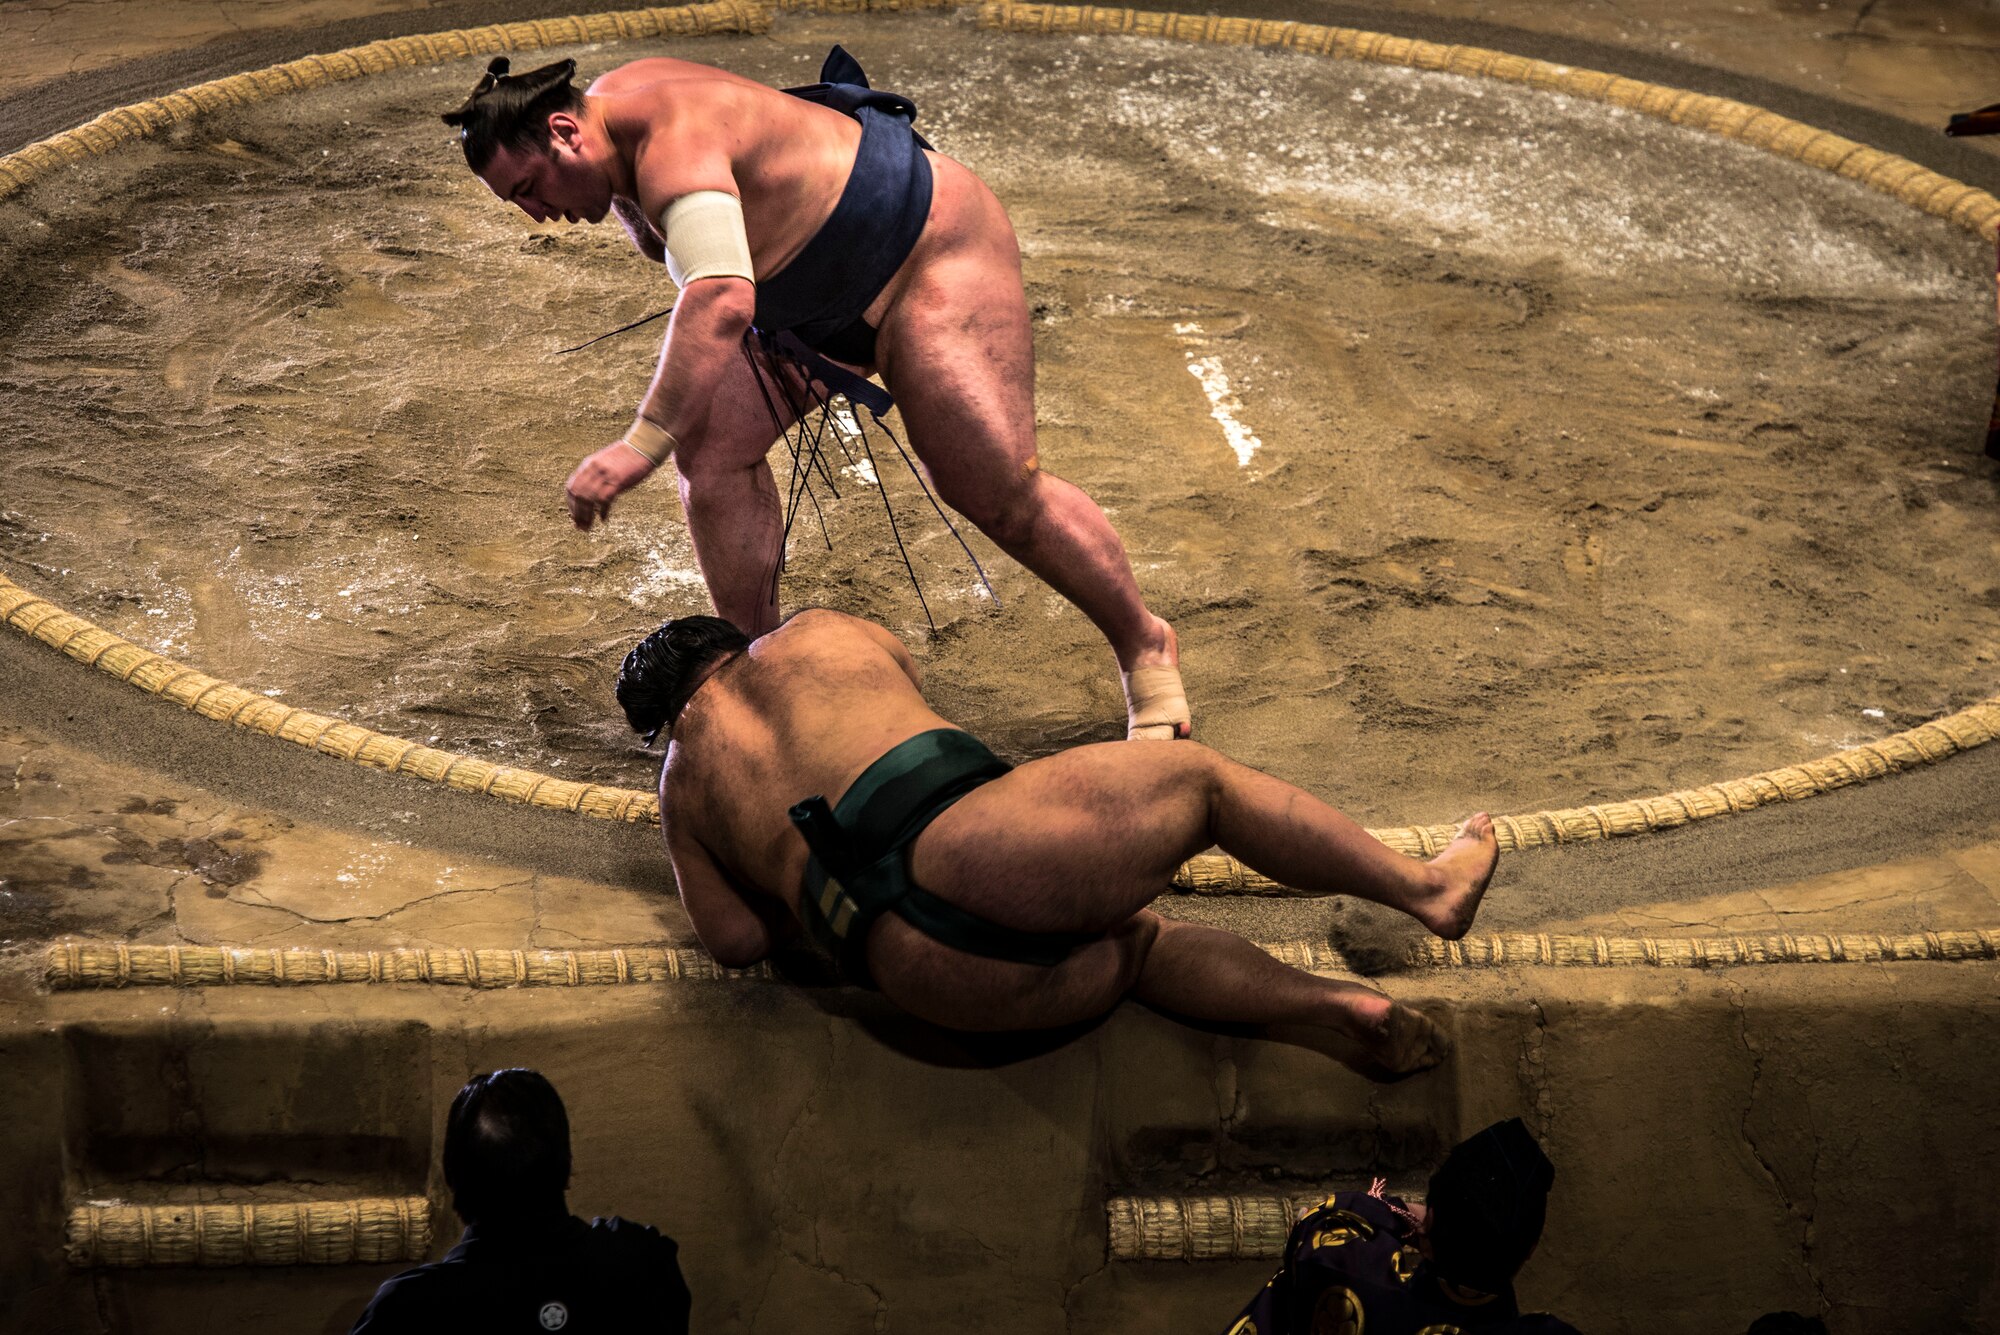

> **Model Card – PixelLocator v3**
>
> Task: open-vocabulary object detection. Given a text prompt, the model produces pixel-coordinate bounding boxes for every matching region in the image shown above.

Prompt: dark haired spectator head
[1425,1118,1555,1294]
[442,1069,573,1225]
[617,616,751,743]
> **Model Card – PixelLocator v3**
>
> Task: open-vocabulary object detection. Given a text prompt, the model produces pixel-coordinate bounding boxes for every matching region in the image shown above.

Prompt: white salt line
[1174,323,1263,467]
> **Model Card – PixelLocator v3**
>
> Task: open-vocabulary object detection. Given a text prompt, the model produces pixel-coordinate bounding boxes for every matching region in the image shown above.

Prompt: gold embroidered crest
[1307,1209,1378,1251]
[1307,1285,1365,1335]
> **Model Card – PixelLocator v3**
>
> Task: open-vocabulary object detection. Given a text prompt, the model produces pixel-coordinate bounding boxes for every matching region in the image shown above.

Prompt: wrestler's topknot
[617,616,751,743]
[441,56,584,172]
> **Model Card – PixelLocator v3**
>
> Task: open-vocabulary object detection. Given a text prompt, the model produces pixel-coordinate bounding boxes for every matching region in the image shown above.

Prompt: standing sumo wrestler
[444,50,1192,739]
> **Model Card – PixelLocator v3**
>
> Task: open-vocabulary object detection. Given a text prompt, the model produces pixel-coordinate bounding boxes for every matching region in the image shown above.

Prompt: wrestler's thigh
[869,909,1158,1032]
[672,337,811,478]
[875,241,1039,486]
[910,743,1219,934]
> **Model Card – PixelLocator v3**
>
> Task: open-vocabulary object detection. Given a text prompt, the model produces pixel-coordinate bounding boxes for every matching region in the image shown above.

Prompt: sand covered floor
[0,11,1993,826]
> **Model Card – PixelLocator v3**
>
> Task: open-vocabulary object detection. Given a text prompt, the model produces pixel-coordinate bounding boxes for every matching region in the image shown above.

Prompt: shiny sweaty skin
[477,57,1019,523]
[488,58,911,291]
[658,610,1499,1078]
[474,57,1185,729]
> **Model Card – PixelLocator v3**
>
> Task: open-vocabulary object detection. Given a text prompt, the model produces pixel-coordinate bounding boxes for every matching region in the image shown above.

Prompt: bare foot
[1413,813,1499,940]
[1333,991,1453,1083]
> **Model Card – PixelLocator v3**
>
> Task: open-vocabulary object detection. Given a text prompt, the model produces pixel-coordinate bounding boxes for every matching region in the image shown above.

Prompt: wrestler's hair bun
[440,57,582,168]
[617,616,752,742]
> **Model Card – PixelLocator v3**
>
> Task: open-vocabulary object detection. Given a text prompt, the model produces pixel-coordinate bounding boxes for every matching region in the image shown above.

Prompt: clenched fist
[565,440,658,530]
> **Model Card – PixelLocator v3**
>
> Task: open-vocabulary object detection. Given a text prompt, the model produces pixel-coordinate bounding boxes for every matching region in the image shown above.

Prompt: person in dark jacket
[351,1069,691,1333]
[1223,1118,1577,1335]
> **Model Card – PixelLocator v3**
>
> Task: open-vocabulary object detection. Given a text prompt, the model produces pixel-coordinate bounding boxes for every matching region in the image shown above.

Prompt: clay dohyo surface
[0,11,1993,822]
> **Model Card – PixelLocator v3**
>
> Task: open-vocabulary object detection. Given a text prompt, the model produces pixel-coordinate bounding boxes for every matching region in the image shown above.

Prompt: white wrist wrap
[658,190,756,288]
[624,415,677,467]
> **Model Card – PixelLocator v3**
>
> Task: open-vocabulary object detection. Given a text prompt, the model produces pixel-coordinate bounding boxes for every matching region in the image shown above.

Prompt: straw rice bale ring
[1949,193,2000,239]
[10,600,74,641]
[154,670,221,710]
[1762,119,1821,157]
[577,785,658,822]
[1107,1194,1321,1261]
[390,746,458,784]
[1905,174,1970,217]
[66,1197,429,1268]
[431,756,492,794]
[49,136,96,164]
[308,52,368,81]
[350,39,400,70]
[1796,131,1864,173]
[1858,157,1929,197]
[1732,110,1797,149]
[154,92,201,122]
[1833,145,1895,183]
[307,722,369,763]
[1250,21,1300,49]
[41,930,1993,991]
[70,123,119,154]
[100,105,156,136]
[351,734,418,772]
[187,683,252,723]
[42,943,754,990]
[93,644,156,680]
[115,657,184,694]
[1411,928,2000,969]
[481,768,545,804]
[1512,60,1568,93]
[1662,92,1723,128]
[1932,179,1987,222]
[1403,39,1452,71]
[1285,25,1334,57]
[267,710,333,748]
[64,628,124,668]
[225,696,291,732]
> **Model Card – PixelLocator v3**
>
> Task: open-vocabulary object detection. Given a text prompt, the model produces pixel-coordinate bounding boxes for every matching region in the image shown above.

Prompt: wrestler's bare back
[657,609,1181,1031]
[658,610,956,932]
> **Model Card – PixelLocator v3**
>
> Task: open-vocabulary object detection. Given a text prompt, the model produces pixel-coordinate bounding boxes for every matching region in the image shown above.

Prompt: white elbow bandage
[658,190,755,288]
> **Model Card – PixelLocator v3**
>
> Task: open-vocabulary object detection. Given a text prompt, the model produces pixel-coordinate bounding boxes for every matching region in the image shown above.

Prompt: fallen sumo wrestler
[616,610,1500,1082]
[445,49,1194,738]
